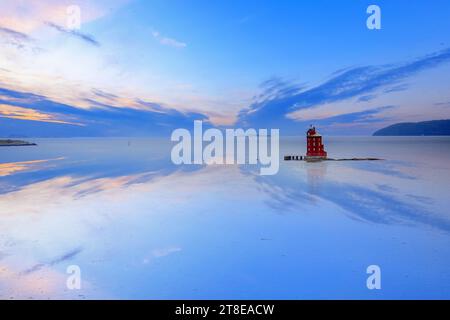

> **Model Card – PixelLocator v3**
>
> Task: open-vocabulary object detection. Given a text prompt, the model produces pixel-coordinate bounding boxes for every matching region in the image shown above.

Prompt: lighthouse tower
[306,126,327,161]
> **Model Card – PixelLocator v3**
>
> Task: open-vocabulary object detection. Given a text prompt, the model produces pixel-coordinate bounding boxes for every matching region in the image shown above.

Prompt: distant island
[373,119,450,136]
[0,139,37,146]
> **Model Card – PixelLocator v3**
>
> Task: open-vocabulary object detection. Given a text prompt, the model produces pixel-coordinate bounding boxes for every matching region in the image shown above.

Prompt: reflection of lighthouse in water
[306,161,327,196]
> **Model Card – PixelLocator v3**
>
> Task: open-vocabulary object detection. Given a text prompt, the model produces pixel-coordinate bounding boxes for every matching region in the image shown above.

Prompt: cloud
[434,101,450,107]
[288,105,395,125]
[357,94,377,103]
[91,88,118,100]
[0,26,32,42]
[0,103,84,126]
[151,30,186,49]
[0,26,40,52]
[45,21,100,46]
[0,0,131,34]
[238,48,450,132]
[383,84,409,94]
[21,247,83,275]
[0,87,208,137]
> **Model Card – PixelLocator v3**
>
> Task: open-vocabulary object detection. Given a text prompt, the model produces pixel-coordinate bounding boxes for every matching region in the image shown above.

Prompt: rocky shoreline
[284,155,383,161]
[0,139,37,146]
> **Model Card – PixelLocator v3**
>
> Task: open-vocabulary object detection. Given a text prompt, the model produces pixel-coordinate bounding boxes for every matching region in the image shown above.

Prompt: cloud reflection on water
[242,156,450,232]
[1,137,450,299]
[0,157,64,177]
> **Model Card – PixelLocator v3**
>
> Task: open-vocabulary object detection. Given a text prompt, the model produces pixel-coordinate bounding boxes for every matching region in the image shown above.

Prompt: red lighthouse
[306,126,327,160]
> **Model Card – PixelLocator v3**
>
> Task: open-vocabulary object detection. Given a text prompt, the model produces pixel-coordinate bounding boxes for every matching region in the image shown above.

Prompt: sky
[0,0,450,136]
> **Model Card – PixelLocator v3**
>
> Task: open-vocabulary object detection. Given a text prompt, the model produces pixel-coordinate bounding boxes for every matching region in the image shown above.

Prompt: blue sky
[1,0,450,136]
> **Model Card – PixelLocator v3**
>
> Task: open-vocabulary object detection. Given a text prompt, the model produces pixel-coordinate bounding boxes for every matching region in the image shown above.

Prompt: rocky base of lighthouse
[284,155,383,162]
[304,156,327,162]
[284,155,327,162]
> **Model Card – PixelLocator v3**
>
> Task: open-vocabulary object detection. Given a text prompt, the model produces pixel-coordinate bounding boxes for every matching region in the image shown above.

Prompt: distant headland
[373,119,450,136]
[0,139,37,147]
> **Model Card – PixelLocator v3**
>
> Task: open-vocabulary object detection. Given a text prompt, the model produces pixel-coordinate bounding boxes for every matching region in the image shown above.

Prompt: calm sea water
[0,137,449,299]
